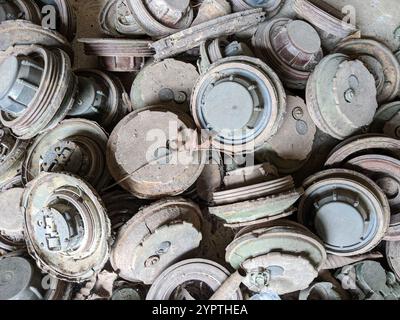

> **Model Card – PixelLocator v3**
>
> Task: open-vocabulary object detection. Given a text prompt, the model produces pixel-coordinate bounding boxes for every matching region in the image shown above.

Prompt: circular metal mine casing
[345,155,400,241]
[126,0,193,37]
[22,173,111,283]
[79,38,154,72]
[107,106,206,199]
[226,220,326,294]
[298,169,390,256]
[371,101,400,139]
[0,45,76,140]
[387,241,400,282]
[0,188,24,251]
[130,59,199,111]
[22,119,110,191]
[72,69,131,129]
[256,95,317,173]
[191,56,286,155]
[335,39,400,104]
[111,198,203,284]
[146,259,243,300]
[252,18,323,89]
[306,53,378,140]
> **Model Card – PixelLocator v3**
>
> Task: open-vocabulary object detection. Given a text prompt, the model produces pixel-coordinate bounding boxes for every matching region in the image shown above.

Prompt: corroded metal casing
[126,0,193,37]
[298,169,390,256]
[293,0,359,51]
[99,0,146,36]
[225,220,326,294]
[0,45,76,140]
[22,173,111,283]
[146,259,243,300]
[22,119,111,191]
[252,18,323,89]
[335,39,400,104]
[209,173,302,225]
[151,9,266,60]
[191,0,231,26]
[345,155,400,242]
[256,95,317,173]
[306,53,378,140]
[371,101,400,139]
[72,69,131,129]
[107,106,206,199]
[130,59,199,111]
[79,38,154,72]
[387,241,400,282]
[110,198,203,284]
[0,253,72,300]
[191,56,286,155]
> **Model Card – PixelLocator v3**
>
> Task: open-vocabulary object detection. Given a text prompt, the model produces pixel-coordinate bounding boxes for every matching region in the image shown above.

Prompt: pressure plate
[111,198,203,284]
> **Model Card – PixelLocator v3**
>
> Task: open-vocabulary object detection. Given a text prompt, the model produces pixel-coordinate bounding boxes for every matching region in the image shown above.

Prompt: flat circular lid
[112,287,141,300]
[315,202,365,248]
[333,59,377,128]
[0,256,34,300]
[0,188,24,240]
[203,81,254,131]
[287,20,321,54]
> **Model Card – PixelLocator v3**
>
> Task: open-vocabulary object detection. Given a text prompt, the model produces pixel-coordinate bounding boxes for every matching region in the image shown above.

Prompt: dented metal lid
[111,198,203,284]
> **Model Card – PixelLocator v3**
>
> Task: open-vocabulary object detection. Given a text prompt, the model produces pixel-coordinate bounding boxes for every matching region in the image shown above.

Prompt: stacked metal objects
[1,0,400,301]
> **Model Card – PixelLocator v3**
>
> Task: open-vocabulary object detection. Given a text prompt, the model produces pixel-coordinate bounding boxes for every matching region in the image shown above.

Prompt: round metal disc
[130,59,199,111]
[386,241,400,281]
[370,101,400,139]
[107,106,206,199]
[110,198,203,284]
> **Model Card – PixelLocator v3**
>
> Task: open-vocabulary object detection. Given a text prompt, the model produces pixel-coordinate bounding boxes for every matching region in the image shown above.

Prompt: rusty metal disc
[111,198,203,284]
[371,101,400,139]
[387,241,400,281]
[299,169,390,256]
[107,106,206,199]
[335,39,400,103]
[252,18,323,89]
[191,56,286,155]
[130,59,199,111]
[22,119,110,191]
[325,135,400,167]
[146,258,243,300]
[306,53,378,140]
[256,95,317,173]
[12,0,42,24]
[22,173,111,283]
